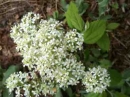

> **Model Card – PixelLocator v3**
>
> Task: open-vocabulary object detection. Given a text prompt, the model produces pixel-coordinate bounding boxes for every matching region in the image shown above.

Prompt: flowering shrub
[6,12,111,97]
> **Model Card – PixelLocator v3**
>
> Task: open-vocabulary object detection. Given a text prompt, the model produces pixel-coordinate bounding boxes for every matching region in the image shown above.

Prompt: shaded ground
[0,0,130,71]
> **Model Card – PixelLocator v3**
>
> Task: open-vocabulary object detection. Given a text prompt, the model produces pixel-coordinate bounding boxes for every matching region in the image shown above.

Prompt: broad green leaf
[65,2,84,31]
[65,2,78,28]
[97,0,109,16]
[87,92,107,97]
[84,20,106,44]
[71,14,85,31]
[91,48,100,57]
[75,0,84,6]
[98,0,109,7]
[121,85,130,95]
[0,81,3,89]
[75,0,89,15]
[87,93,100,97]
[99,15,112,20]
[97,33,110,51]
[3,88,14,97]
[66,87,73,97]
[79,3,89,15]
[84,49,90,61]
[114,92,128,97]
[122,68,130,79]
[60,0,68,11]
[98,7,107,16]
[111,2,119,9]
[55,87,63,97]
[99,59,112,69]
[100,92,107,97]
[107,23,120,30]
[0,66,6,74]
[125,86,130,95]
[108,69,122,87]
[2,65,18,84]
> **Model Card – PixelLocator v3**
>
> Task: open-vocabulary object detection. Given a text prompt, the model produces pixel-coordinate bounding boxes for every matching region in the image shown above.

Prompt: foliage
[63,1,129,97]
[97,33,110,51]
[3,0,129,97]
[60,0,88,15]
[0,65,19,97]
[97,0,109,16]
[83,20,106,44]
[65,1,85,31]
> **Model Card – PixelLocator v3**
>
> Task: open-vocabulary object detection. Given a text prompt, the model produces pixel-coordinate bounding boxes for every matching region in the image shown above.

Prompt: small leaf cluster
[0,65,19,97]
[64,1,119,51]
[60,1,129,97]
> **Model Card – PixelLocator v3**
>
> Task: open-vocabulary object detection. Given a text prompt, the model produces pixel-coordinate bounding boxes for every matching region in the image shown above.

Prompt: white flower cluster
[82,66,111,93]
[6,12,85,96]
[6,71,55,97]
[6,12,111,96]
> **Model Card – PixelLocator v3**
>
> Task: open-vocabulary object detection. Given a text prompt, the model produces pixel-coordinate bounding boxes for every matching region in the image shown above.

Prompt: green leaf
[84,20,106,44]
[53,11,59,19]
[98,0,109,7]
[55,87,63,97]
[99,15,112,20]
[122,68,130,79]
[85,21,90,30]
[2,65,18,84]
[99,59,112,69]
[108,69,122,87]
[79,3,89,15]
[0,66,6,76]
[66,87,73,97]
[3,88,14,97]
[91,48,100,57]
[97,0,109,16]
[65,1,84,31]
[71,14,85,31]
[107,23,120,30]
[75,0,84,6]
[84,49,90,61]
[87,92,107,97]
[125,86,130,95]
[87,93,100,97]
[75,0,89,15]
[0,81,3,89]
[111,2,119,9]
[97,33,110,51]
[60,0,68,11]
[121,85,130,95]
[114,92,128,97]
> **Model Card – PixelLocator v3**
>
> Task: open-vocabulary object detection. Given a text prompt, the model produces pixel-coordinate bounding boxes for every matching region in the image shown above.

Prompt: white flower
[65,29,84,52]
[82,66,111,93]
[6,72,29,93]
[6,12,85,96]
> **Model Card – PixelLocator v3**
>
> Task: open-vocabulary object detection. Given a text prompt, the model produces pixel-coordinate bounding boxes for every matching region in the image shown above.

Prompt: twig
[111,33,127,49]
[0,0,31,7]
[0,6,25,16]
[55,0,58,11]
[106,89,113,97]
[112,58,118,65]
